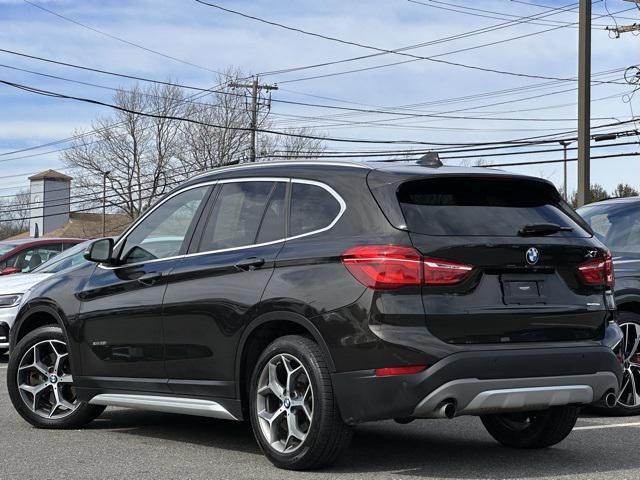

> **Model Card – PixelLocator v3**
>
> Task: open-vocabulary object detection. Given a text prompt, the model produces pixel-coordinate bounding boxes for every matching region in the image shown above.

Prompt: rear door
[395,175,610,344]
[162,179,287,398]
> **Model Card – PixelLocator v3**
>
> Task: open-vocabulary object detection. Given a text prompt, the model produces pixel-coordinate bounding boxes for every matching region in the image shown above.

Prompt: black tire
[7,326,105,429]
[597,311,640,416]
[481,406,579,449]
[248,335,353,470]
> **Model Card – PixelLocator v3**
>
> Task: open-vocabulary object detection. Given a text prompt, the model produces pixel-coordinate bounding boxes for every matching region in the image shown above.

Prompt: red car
[0,238,85,275]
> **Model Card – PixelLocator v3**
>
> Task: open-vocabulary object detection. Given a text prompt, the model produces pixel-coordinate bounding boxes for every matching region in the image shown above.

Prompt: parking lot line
[574,422,640,431]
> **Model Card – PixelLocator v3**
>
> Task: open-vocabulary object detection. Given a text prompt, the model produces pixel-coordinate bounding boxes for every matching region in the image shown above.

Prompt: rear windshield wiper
[518,223,573,236]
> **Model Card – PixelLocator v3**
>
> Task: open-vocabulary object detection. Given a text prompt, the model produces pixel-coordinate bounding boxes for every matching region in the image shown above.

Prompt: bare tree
[61,69,329,221]
[63,83,185,220]
[0,189,31,239]
[613,183,639,198]
[259,127,326,161]
[177,69,263,171]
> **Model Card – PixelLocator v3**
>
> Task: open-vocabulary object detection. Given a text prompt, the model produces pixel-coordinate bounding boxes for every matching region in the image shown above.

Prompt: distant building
[28,169,71,237]
[10,169,130,240]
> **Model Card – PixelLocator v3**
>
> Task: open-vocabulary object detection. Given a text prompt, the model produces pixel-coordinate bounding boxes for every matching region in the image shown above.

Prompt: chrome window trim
[98,176,346,270]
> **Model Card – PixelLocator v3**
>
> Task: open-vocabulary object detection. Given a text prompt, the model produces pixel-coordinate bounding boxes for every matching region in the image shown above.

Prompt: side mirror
[0,266,21,276]
[84,238,115,264]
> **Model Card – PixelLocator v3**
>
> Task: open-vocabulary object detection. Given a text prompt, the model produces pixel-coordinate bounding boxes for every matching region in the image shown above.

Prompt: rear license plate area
[501,274,547,305]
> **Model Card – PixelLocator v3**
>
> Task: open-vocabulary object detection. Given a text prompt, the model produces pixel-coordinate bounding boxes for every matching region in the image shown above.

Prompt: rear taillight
[577,252,614,287]
[423,258,474,285]
[341,245,422,289]
[341,245,473,289]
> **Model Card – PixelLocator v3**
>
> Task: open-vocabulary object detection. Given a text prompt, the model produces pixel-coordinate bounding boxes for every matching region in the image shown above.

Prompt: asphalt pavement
[2,353,640,480]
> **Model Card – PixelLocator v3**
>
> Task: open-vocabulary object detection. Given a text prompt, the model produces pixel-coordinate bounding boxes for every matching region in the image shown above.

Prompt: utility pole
[229,76,278,162]
[102,171,110,237]
[577,0,591,207]
[559,140,572,200]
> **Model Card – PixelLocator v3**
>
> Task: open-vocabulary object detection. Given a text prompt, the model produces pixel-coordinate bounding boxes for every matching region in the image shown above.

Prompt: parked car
[0,241,91,356]
[0,237,84,275]
[577,197,640,415]
[7,161,622,470]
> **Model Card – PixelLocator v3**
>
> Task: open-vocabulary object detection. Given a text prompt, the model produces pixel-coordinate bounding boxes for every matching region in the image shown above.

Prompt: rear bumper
[331,345,622,425]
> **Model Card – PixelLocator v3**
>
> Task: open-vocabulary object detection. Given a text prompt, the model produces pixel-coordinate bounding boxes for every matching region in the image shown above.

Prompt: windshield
[578,201,640,255]
[0,243,17,256]
[397,177,591,237]
[32,241,90,274]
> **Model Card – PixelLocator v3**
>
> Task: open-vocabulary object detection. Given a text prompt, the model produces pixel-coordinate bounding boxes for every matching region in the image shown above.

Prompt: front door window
[119,186,209,264]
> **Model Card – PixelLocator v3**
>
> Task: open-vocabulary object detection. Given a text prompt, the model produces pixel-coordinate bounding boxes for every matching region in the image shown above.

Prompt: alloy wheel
[16,339,79,419]
[256,353,314,454]
[617,322,640,408]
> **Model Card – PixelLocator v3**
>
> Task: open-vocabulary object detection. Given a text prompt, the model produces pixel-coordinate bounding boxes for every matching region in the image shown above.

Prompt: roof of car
[581,196,640,208]
[186,159,538,184]
[0,237,85,246]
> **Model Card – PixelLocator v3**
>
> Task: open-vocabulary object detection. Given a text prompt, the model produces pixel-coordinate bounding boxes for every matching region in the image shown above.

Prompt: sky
[0,0,638,199]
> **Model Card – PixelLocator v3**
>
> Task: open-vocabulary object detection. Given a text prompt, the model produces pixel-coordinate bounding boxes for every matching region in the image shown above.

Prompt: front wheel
[7,326,105,429]
[249,335,353,470]
[481,406,579,449]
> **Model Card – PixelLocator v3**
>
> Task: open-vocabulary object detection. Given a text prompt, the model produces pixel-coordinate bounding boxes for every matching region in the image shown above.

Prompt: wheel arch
[11,303,68,347]
[235,311,335,408]
[616,295,640,316]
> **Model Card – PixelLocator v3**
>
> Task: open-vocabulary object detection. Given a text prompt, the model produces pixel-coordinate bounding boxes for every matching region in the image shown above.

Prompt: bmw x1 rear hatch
[368,169,612,344]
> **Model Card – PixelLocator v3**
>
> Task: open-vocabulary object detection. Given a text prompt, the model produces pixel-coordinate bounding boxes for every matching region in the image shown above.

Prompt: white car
[0,241,90,355]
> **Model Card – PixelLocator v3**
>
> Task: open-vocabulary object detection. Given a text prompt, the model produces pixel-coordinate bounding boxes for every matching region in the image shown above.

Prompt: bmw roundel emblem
[526,247,540,265]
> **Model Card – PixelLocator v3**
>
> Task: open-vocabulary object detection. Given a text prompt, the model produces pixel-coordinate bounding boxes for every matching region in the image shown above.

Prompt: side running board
[89,394,239,421]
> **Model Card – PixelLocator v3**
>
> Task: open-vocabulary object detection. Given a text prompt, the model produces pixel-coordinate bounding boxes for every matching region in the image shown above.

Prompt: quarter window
[289,182,341,237]
[120,186,208,264]
[199,181,276,252]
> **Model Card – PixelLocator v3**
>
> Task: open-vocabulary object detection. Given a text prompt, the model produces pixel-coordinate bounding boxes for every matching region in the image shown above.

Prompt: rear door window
[199,181,275,251]
[397,177,590,237]
[290,182,341,237]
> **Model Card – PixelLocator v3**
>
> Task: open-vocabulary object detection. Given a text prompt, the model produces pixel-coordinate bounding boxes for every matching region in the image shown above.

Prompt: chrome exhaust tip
[604,392,617,408]
[437,401,456,419]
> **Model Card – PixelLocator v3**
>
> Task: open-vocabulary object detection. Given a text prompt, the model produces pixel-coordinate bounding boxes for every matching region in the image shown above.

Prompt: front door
[76,185,212,392]
[162,179,288,398]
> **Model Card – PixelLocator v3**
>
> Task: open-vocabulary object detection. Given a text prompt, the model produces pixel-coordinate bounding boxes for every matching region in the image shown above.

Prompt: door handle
[137,272,164,286]
[234,257,266,271]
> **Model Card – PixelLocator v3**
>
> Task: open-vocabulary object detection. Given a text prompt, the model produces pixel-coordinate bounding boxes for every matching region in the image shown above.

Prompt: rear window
[578,202,640,254]
[397,177,590,237]
[0,243,17,256]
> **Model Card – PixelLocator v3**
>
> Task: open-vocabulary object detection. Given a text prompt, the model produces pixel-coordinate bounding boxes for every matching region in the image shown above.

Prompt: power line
[260,0,588,78]
[269,5,633,84]
[0,50,627,161]
[22,0,223,75]
[193,0,628,84]
[487,151,638,167]
[9,77,635,148]
[1,58,627,130]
